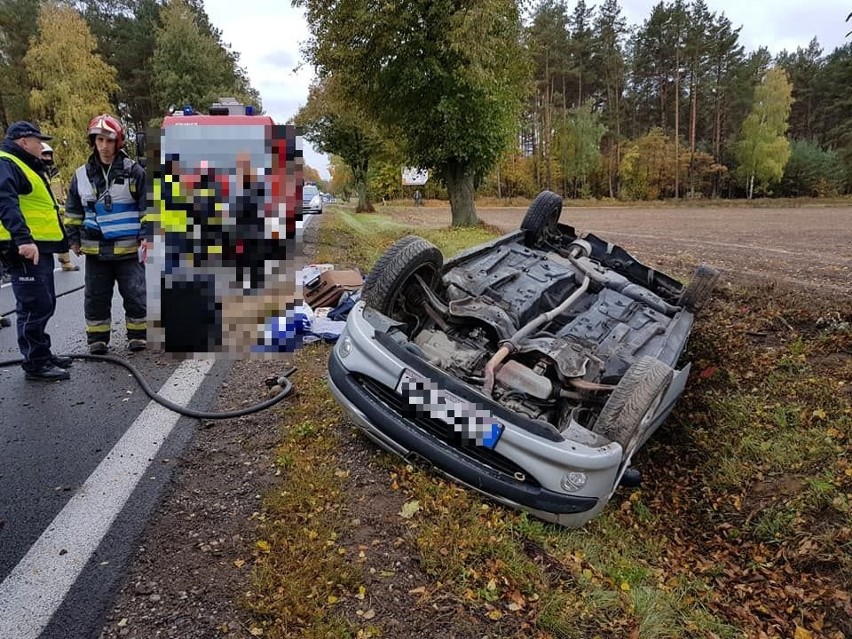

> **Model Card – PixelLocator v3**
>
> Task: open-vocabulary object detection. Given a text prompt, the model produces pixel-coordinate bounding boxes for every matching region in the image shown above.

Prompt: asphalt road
[0,253,237,638]
[0,214,317,639]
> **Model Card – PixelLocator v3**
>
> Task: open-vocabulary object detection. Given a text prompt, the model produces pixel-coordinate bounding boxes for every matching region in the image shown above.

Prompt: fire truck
[160,98,301,241]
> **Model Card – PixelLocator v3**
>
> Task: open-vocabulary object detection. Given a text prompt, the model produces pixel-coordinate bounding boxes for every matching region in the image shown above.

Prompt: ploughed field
[398,204,852,297]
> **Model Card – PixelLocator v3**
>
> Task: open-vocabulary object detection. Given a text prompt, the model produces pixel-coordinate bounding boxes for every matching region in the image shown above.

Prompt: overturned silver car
[328,191,719,527]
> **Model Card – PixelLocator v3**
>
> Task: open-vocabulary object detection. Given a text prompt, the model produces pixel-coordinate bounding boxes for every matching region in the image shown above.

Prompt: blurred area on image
[145,109,309,359]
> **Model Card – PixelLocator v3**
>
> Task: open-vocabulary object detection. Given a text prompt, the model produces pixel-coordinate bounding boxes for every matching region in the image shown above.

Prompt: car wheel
[520,190,563,246]
[678,264,720,314]
[593,356,673,459]
[361,234,422,298]
[363,235,443,328]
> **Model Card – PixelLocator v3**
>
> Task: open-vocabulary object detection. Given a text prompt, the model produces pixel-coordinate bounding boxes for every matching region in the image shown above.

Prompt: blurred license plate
[395,369,503,449]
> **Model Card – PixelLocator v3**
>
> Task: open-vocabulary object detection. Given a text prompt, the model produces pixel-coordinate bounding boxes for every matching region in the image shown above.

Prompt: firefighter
[65,114,149,354]
[40,143,78,271]
[0,121,71,380]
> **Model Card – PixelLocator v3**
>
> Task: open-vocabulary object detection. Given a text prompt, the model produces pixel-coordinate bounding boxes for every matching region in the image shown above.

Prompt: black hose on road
[0,352,296,420]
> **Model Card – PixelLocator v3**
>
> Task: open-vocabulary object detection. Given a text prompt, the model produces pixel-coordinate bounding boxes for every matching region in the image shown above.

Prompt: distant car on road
[303,184,323,214]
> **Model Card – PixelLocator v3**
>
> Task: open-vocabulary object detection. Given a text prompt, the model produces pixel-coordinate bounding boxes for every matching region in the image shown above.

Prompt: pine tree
[150,0,238,115]
[0,0,42,125]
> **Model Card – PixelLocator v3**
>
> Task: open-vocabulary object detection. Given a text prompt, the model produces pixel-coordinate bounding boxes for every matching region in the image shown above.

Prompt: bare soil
[98,204,851,639]
[399,204,852,295]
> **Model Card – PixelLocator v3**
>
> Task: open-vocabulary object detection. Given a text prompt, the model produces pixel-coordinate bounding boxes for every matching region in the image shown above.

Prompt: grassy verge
[315,207,503,271]
[246,207,851,638]
[241,344,361,638]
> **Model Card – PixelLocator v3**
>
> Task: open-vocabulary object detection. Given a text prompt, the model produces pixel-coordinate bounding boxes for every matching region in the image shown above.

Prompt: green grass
[318,205,502,274]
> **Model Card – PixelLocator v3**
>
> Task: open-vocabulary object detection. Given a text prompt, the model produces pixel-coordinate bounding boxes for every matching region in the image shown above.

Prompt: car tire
[361,234,422,298]
[593,356,673,458]
[520,190,563,246]
[679,264,720,314]
[363,235,443,325]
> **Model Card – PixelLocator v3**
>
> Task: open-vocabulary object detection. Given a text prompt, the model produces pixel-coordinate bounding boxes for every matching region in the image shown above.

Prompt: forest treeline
[2,0,850,212]
[297,0,851,218]
[0,0,261,183]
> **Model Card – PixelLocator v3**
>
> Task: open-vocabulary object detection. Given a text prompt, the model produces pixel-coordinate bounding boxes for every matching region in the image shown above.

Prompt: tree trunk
[689,73,697,198]
[674,65,680,200]
[445,162,478,227]
[353,161,374,213]
[562,75,567,197]
[496,163,502,199]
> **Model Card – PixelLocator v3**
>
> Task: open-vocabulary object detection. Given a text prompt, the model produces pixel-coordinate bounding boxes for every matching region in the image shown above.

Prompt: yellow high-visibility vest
[154,177,189,232]
[0,151,63,242]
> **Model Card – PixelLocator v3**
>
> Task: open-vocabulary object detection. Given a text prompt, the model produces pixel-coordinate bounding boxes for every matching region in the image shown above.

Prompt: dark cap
[5,121,52,141]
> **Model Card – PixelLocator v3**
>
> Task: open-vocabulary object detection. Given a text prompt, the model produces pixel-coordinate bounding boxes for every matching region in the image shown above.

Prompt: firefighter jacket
[65,150,149,260]
[0,141,67,252]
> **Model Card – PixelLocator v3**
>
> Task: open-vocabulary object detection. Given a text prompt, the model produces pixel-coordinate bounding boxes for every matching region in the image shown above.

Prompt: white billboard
[402,167,429,186]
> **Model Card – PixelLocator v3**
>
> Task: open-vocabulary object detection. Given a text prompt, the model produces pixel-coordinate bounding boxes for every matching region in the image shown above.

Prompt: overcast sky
[204,0,850,179]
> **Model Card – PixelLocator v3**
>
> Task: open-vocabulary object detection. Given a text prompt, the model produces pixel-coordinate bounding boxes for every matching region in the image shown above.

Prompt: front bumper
[328,303,634,527]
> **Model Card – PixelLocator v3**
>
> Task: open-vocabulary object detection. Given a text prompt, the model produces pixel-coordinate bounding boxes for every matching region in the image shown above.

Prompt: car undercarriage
[329,191,719,525]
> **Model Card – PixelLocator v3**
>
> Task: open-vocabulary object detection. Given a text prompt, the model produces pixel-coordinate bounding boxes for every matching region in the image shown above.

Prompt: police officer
[65,114,148,354]
[0,121,72,380]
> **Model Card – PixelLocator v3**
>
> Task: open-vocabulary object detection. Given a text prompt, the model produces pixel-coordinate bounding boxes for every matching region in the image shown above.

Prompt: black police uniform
[0,123,70,379]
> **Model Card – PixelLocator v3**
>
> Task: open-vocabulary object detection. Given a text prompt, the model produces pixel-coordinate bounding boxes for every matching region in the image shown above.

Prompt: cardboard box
[303,269,363,308]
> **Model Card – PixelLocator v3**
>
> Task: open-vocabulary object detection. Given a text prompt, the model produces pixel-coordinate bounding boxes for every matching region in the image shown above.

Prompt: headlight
[561,472,587,492]
[339,337,352,358]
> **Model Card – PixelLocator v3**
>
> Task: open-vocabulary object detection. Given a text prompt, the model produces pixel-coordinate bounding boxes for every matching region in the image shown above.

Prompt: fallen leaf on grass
[487,610,503,620]
[400,500,421,519]
[794,627,813,639]
[233,559,246,568]
[408,586,426,595]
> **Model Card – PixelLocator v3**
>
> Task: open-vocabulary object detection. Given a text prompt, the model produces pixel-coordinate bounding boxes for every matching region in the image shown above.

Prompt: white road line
[0,357,215,638]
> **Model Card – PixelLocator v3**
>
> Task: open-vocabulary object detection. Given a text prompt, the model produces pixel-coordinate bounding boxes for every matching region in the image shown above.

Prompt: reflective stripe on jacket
[0,151,63,242]
[66,155,146,259]
[74,161,141,240]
